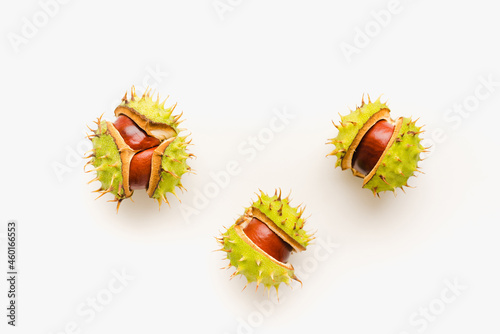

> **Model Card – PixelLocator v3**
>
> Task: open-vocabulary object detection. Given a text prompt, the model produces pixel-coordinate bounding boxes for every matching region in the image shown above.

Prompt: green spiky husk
[220,191,312,292]
[329,99,389,167]
[152,136,190,200]
[90,121,126,199]
[363,118,424,194]
[251,192,310,248]
[223,225,294,290]
[86,87,193,208]
[120,94,179,132]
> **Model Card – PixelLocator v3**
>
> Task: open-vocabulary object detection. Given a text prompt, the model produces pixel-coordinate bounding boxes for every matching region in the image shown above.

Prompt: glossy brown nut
[113,115,161,151]
[129,147,156,190]
[243,218,293,263]
[352,120,395,176]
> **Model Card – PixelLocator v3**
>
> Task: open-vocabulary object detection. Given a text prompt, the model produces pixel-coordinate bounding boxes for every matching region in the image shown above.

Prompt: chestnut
[129,147,155,190]
[243,217,293,263]
[328,96,425,195]
[218,190,313,295]
[352,120,395,176]
[86,87,192,210]
[113,115,161,151]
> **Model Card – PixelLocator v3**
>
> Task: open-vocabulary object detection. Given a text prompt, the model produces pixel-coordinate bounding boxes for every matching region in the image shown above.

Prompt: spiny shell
[363,117,424,194]
[85,87,193,210]
[87,120,128,201]
[328,96,425,196]
[218,190,313,296]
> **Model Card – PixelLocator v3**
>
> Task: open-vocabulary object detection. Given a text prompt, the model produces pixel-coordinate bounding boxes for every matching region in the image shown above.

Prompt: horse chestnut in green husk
[217,190,314,297]
[85,87,193,210]
[328,96,426,196]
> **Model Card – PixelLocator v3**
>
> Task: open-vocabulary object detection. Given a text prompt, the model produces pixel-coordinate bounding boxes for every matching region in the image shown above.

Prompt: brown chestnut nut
[113,115,161,151]
[129,147,155,190]
[243,217,293,263]
[352,120,395,176]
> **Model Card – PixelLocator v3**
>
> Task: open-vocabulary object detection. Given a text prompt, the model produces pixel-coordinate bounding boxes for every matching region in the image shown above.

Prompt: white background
[1,0,500,333]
